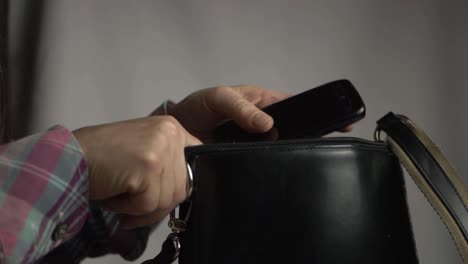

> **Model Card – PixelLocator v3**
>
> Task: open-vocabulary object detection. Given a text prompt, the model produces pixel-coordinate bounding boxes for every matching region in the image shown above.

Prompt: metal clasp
[374,126,384,142]
[165,201,192,262]
[167,233,181,262]
[374,114,413,142]
[186,162,194,200]
[163,162,194,262]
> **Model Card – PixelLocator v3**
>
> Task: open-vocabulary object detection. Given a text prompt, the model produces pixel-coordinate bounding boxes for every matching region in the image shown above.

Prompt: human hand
[164,85,290,141]
[73,115,202,229]
[163,85,352,142]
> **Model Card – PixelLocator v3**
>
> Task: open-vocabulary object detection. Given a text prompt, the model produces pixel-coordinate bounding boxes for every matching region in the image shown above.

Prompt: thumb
[207,88,273,133]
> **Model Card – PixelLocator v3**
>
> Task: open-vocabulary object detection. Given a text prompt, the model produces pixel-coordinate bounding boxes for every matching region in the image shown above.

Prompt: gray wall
[12,1,468,263]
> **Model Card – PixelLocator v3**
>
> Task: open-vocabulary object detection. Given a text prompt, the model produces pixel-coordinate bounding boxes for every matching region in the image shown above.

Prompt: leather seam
[187,145,390,158]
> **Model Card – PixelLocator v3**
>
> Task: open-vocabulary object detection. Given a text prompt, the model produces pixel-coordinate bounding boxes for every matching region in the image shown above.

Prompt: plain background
[9,1,468,263]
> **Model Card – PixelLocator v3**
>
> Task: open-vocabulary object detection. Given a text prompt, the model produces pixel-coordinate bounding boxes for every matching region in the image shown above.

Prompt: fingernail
[253,113,273,130]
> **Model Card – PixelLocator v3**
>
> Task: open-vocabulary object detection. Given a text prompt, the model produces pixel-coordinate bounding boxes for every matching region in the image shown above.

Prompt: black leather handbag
[145,112,468,264]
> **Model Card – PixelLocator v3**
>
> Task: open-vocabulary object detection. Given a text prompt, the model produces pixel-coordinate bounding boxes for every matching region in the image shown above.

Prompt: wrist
[72,126,93,165]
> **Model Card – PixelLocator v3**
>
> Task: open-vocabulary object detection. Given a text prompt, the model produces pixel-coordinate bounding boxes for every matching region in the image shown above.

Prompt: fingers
[231,85,292,108]
[205,87,274,133]
[103,160,188,216]
[103,192,179,229]
[339,125,354,133]
[95,116,198,231]
[102,191,159,216]
[119,207,174,230]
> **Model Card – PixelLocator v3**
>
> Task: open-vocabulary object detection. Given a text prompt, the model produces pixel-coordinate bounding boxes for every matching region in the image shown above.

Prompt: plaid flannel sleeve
[0,126,150,264]
[1,102,173,263]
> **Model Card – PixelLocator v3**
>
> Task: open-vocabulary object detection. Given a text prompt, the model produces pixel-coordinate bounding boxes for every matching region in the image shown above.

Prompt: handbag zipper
[185,136,387,155]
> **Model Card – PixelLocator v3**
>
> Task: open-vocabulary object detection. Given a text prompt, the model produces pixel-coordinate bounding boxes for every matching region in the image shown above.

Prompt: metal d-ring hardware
[374,114,410,142]
[374,126,384,142]
[168,201,192,233]
[186,162,194,200]
[165,201,192,262]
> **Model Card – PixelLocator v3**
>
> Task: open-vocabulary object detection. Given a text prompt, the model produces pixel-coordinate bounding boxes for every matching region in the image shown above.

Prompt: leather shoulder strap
[377,112,468,263]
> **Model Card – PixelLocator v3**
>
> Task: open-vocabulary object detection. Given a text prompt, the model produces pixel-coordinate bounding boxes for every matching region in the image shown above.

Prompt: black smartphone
[214,79,366,142]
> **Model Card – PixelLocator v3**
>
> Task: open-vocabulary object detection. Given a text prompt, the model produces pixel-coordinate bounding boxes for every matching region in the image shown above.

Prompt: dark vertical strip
[10,0,45,139]
[0,0,8,144]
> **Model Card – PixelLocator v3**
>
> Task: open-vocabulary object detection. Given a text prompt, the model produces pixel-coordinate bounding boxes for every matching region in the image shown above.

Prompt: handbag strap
[377,112,468,263]
[140,235,177,264]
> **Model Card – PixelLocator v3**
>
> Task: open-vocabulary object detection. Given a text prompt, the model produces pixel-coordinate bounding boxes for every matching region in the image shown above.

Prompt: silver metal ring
[374,126,383,142]
[185,163,194,200]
